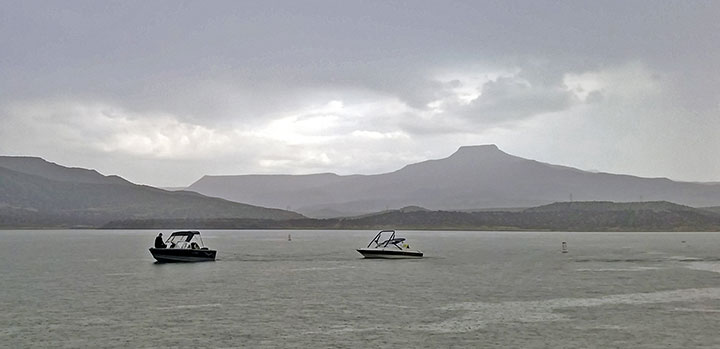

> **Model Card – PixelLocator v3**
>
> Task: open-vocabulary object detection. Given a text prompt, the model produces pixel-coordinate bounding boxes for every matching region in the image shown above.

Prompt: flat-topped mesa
[448,144,507,159]
[392,144,522,179]
[439,144,525,166]
[455,144,501,153]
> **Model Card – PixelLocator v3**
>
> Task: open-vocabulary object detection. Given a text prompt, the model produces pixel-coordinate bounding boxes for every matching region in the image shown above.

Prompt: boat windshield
[166,232,205,249]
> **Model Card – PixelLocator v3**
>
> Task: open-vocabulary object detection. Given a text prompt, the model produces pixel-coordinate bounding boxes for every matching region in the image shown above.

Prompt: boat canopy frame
[165,231,207,248]
[366,230,406,250]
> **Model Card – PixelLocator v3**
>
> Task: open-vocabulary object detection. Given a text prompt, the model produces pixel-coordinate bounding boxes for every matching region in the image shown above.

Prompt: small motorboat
[356,230,423,259]
[149,231,217,263]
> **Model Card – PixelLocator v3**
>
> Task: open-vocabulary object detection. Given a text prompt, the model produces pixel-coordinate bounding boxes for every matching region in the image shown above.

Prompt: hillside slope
[0,156,131,185]
[0,161,303,228]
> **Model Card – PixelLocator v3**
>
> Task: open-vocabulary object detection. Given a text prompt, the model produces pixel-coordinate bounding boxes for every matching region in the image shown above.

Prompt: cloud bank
[1,1,719,186]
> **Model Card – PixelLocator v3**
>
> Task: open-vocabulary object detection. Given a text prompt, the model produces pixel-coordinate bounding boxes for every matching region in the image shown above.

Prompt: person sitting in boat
[154,233,167,249]
[190,242,200,250]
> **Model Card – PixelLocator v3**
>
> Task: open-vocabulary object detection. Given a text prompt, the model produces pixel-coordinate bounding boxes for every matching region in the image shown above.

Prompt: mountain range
[186,145,720,218]
[4,145,720,229]
[0,156,302,228]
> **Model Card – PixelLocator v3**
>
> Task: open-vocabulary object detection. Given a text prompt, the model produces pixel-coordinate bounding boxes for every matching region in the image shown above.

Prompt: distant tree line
[100,202,720,232]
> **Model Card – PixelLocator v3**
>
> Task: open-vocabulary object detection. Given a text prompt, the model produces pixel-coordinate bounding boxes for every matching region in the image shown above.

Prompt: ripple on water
[576,267,661,272]
[288,266,357,272]
[683,261,720,274]
[415,287,720,333]
[163,303,224,310]
[672,307,720,313]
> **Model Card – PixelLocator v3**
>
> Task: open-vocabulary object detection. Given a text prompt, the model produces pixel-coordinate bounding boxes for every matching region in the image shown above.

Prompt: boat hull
[356,248,423,259]
[149,248,217,263]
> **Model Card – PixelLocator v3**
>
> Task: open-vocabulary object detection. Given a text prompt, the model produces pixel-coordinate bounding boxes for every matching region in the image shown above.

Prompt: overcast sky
[1,0,719,186]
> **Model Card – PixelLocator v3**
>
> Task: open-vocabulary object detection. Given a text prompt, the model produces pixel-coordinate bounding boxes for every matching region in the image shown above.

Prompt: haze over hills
[103,201,720,232]
[0,156,303,228]
[187,145,720,218]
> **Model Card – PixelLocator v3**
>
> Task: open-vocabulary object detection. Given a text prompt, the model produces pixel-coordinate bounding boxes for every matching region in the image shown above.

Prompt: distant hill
[524,201,700,213]
[186,145,720,217]
[103,201,720,232]
[335,201,720,231]
[0,156,131,185]
[702,206,720,215]
[0,158,303,228]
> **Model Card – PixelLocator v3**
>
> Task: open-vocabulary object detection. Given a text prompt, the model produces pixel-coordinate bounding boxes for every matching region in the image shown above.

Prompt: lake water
[2,230,720,348]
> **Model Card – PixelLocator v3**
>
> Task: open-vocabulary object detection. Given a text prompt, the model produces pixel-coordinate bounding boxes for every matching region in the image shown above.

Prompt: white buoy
[288,234,292,241]
[561,241,568,253]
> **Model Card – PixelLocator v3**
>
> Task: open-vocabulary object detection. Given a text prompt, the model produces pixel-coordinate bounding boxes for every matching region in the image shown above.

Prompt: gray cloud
[462,76,577,124]
[1,1,719,185]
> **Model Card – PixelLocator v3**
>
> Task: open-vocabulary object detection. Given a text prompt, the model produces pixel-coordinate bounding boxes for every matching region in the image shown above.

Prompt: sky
[1,0,719,187]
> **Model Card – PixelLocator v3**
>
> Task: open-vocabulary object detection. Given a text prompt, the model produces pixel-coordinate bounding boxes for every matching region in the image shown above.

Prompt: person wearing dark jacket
[154,233,167,248]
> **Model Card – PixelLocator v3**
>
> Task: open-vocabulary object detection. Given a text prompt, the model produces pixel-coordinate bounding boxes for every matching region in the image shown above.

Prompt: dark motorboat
[149,231,217,263]
[356,230,423,259]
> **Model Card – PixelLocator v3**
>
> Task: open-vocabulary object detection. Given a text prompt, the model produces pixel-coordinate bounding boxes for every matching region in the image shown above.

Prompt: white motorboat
[356,230,423,259]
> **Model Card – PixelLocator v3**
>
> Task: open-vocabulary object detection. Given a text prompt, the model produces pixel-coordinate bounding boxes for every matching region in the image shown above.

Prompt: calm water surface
[2,230,720,348]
